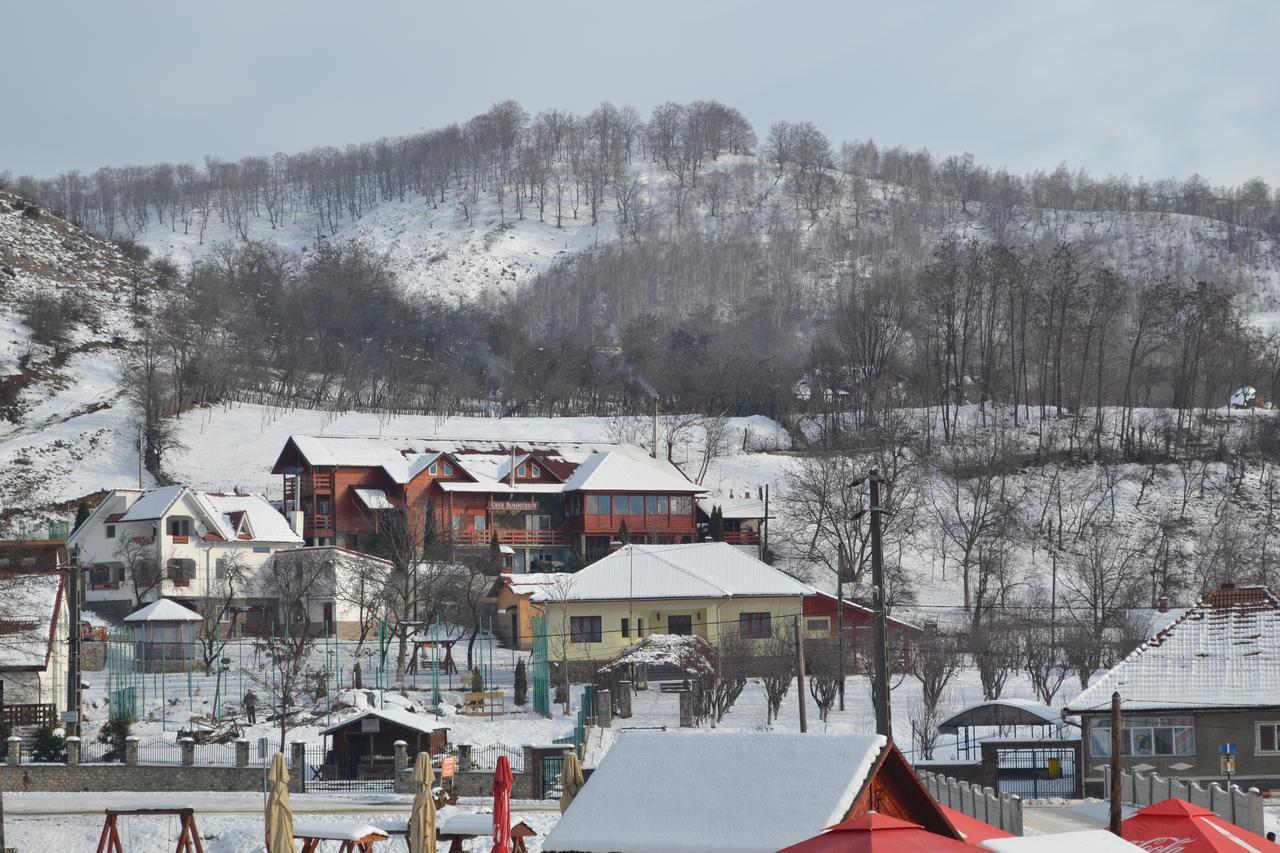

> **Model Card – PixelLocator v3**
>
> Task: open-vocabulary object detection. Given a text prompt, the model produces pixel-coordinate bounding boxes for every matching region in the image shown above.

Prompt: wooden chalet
[318,708,448,781]
[541,731,961,852]
[271,436,704,571]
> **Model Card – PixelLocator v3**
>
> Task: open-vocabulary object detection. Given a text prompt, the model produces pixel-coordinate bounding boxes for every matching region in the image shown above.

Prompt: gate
[541,752,565,799]
[994,746,1076,798]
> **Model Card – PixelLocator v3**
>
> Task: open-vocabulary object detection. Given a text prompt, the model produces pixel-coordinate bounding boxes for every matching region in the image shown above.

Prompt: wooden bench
[293,820,389,852]
[462,690,506,716]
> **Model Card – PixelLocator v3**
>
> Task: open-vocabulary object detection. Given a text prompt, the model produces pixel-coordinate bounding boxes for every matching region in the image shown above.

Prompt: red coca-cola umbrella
[1123,798,1274,852]
[490,754,513,853]
[938,806,1015,846]
[776,812,973,852]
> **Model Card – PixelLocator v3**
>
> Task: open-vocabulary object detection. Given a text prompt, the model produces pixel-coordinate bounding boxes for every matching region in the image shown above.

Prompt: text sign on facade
[360,717,380,733]
[489,500,539,511]
[440,755,457,778]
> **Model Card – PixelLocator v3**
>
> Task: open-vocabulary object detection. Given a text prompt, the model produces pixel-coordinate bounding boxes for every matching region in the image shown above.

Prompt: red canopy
[939,806,1015,846]
[777,813,974,852]
[491,754,513,853]
[1123,798,1273,852]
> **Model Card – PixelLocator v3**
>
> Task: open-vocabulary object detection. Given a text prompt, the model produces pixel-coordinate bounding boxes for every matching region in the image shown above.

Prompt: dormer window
[531,464,541,477]
[428,462,438,476]
[517,464,527,477]
[443,462,453,476]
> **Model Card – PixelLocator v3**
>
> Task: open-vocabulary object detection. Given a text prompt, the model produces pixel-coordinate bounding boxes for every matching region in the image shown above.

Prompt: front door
[668,615,693,636]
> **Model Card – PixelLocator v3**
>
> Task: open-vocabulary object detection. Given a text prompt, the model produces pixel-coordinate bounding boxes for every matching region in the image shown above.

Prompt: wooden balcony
[284,471,335,501]
[721,530,761,545]
[305,514,334,535]
[450,528,571,547]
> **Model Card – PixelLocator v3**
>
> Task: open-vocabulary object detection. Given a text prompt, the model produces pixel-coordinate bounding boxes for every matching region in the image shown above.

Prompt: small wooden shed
[319,708,448,780]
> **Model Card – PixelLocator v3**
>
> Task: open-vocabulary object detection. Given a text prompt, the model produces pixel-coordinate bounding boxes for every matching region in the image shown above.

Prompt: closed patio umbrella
[1123,798,1274,852]
[491,754,513,853]
[408,751,437,853]
[265,752,297,853]
[777,813,973,852]
[559,752,585,813]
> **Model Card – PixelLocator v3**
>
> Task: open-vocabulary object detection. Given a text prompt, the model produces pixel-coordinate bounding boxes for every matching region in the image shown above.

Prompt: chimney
[652,395,659,459]
[289,510,305,538]
[509,448,516,488]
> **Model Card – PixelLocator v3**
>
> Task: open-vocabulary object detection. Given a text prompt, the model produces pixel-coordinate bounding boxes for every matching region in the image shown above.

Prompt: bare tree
[758,628,795,725]
[969,619,1017,700]
[118,532,162,607]
[704,635,750,723]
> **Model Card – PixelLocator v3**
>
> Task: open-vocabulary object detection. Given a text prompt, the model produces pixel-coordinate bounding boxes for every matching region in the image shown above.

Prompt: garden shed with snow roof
[318,707,448,781]
[1063,584,1280,794]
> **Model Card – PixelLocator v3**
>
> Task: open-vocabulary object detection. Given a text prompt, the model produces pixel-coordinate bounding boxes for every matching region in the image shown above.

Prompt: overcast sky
[3,0,1277,186]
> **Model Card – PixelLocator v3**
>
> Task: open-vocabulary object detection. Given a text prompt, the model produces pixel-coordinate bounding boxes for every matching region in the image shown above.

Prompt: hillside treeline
[6,99,1279,246]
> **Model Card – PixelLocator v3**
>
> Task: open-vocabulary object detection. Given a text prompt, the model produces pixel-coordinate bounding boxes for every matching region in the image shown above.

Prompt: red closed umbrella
[490,754,513,853]
[1123,798,1274,852]
[777,812,974,852]
[939,806,1015,846]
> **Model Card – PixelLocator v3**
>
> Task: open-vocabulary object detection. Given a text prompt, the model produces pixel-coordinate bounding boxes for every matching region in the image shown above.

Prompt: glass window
[428,462,438,476]
[807,618,829,632]
[474,516,486,531]
[1258,723,1280,754]
[646,496,659,515]
[215,558,226,579]
[253,546,270,554]
[570,616,602,643]
[739,612,772,639]
[167,518,192,537]
[672,496,692,515]
[630,496,644,515]
[657,496,668,515]
[105,525,115,539]
[636,618,644,636]
[612,496,628,515]
[621,618,630,638]
[531,465,541,477]
[517,464,526,477]
[1090,717,1195,757]
[444,462,453,476]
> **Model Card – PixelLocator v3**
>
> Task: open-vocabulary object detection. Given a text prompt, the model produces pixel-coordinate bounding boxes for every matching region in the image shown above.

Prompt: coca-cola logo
[1136,838,1196,853]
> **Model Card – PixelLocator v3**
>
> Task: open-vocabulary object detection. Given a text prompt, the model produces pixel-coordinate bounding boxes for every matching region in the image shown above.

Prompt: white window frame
[428,462,438,476]
[1256,721,1280,755]
[474,516,486,531]
[517,464,527,477]
[443,462,453,476]
[531,464,541,477]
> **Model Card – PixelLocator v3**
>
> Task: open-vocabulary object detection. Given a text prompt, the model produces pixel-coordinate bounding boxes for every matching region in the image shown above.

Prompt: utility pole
[793,615,807,733]
[137,426,144,488]
[66,546,82,739]
[1110,691,1123,836]
[869,470,892,741]
[835,542,847,712]
[1049,519,1057,651]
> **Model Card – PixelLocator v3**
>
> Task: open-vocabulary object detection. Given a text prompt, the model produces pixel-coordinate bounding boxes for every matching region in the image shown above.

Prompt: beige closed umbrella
[559,751,585,813]
[408,751,437,853]
[265,752,297,853]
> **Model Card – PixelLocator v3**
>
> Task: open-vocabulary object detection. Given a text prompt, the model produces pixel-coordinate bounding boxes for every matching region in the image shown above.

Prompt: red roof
[778,813,972,852]
[938,807,1014,846]
[1123,798,1272,851]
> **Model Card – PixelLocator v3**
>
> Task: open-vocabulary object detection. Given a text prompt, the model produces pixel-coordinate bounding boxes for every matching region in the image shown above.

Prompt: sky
[2,0,1277,187]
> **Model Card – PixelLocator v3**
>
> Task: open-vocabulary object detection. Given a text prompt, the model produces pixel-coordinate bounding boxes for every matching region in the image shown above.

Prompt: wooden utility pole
[793,615,807,733]
[1110,691,1123,835]
[869,471,892,740]
[66,546,82,738]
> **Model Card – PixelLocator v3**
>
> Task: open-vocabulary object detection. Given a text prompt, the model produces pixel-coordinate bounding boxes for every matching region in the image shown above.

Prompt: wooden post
[793,615,807,734]
[1110,691,1122,835]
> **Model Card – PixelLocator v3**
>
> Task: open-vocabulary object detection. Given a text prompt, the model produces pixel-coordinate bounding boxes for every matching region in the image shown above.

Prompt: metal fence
[553,685,596,759]
[470,742,524,772]
[134,736,183,766]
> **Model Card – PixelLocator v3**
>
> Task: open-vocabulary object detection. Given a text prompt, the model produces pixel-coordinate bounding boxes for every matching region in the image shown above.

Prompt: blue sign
[1219,742,1238,755]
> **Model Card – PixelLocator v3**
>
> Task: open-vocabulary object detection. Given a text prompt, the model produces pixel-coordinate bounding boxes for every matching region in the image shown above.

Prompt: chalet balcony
[721,530,761,546]
[450,528,572,547]
[284,472,335,502]
[304,514,334,535]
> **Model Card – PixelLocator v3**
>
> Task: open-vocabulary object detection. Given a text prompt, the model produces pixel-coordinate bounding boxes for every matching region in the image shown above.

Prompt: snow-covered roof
[598,634,718,676]
[939,698,1073,733]
[697,496,766,520]
[436,481,564,494]
[499,572,575,600]
[542,731,887,853]
[1064,585,1280,713]
[0,572,64,670]
[116,484,186,522]
[319,706,448,737]
[124,598,202,623]
[352,488,395,511]
[979,830,1143,851]
[551,543,814,602]
[199,492,302,543]
[561,451,703,494]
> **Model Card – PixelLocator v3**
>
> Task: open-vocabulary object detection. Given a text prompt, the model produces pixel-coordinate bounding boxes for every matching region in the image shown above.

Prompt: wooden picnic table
[96,807,204,853]
[378,810,536,852]
[293,819,390,852]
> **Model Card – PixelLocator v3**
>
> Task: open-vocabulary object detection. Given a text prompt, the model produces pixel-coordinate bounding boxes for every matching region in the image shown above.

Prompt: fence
[919,770,1024,836]
[470,743,525,772]
[1110,767,1265,837]
[553,685,596,759]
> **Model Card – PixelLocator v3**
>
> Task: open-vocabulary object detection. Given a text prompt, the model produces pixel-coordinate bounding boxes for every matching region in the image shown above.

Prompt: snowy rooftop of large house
[80,486,302,545]
[542,731,887,853]
[697,495,766,519]
[547,542,814,602]
[275,435,703,495]
[499,572,574,599]
[0,572,64,670]
[1065,585,1280,713]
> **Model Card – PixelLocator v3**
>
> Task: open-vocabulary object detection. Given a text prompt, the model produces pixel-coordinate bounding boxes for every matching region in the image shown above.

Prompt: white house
[69,486,304,612]
[0,572,70,721]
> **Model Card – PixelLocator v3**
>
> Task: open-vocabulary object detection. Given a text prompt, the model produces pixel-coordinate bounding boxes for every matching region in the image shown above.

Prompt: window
[317,498,330,514]
[517,464,527,477]
[428,462,438,476]
[444,462,453,476]
[646,496,659,515]
[167,517,192,537]
[1090,716,1196,757]
[474,516,486,531]
[105,525,116,539]
[165,558,196,581]
[806,618,830,633]
[614,495,642,515]
[656,496,668,515]
[636,618,644,636]
[570,616,602,643]
[672,496,692,516]
[451,514,462,531]
[739,612,772,639]
[621,618,630,638]
[1258,722,1280,754]
[253,546,270,554]
[668,615,693,635]
[215,558,227,579]
[531,464,541,477]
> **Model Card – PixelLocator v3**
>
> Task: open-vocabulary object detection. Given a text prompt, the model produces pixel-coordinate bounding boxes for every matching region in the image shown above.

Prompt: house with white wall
[69,486,304,615]
[0,572,70,723]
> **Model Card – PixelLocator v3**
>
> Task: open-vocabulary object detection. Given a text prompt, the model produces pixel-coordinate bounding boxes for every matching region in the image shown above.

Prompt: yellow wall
[495,586,546,650]
[543,596,807,661]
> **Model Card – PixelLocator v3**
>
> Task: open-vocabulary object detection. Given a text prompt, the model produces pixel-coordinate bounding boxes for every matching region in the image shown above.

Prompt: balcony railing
[305,514,334,534]
[285,472,335,502]
[450,528,571,547]
[721,530,761,545]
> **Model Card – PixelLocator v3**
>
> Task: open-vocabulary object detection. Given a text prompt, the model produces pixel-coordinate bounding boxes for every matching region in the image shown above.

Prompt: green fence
[531,615,550,718]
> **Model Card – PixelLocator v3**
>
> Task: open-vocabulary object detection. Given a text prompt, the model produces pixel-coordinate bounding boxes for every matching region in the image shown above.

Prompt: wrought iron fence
[470,742,524,772]
[134,736,183,766]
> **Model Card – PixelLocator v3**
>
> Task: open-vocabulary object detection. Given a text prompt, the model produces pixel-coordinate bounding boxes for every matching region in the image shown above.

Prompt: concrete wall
[0,763,279,793]
[1114,767,1266,836]
[920,770,1023,836]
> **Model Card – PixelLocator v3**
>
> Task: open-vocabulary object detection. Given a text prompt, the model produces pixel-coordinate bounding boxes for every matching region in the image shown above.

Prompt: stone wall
[0,763,278,793]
